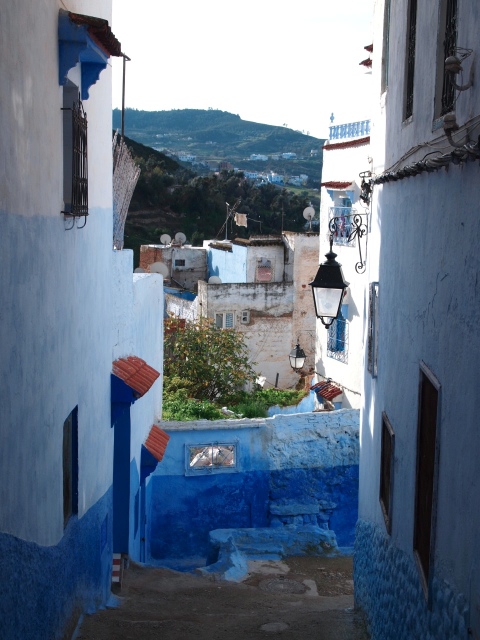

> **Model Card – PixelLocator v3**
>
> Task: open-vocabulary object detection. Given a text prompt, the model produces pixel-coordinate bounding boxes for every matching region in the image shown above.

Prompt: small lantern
[289,342,306,371]
[309,245,349,328]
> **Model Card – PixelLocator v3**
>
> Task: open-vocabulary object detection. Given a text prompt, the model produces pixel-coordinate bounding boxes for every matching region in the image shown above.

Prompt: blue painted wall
[355,520,471,639]
[150,471,270,561]
[0,489,112,640]
[148,411,359,567]
[207,244,248,282]
[267,391,315,416]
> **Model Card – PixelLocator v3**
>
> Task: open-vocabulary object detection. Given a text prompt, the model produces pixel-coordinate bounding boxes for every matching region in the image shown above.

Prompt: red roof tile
[323,136,370,151]
[112,356,160,398]
[310,381,343,400]
[321,181,353,189]
[359,57,372,68]
[144,425,170,462]
[68,12,122,57]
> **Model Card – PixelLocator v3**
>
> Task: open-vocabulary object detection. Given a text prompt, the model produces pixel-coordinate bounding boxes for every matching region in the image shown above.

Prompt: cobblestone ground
[77,556,370,640]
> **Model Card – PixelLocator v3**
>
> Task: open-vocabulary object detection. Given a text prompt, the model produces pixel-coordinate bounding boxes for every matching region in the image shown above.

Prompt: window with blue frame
[327,304,348,363]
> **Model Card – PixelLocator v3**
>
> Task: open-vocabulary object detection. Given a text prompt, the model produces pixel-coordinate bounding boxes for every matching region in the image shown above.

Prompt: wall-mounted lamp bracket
[359,171,373,207]
[328,211,368,274]
[445,47,474,92]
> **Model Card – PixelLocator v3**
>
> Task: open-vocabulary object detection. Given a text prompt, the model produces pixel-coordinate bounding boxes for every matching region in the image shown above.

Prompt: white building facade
[354,1,480,639]
[315,130,371,410]
[0,4,163,638]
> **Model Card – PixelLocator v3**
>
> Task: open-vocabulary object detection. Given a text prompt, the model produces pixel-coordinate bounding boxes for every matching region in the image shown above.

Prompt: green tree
[164,318,256,402]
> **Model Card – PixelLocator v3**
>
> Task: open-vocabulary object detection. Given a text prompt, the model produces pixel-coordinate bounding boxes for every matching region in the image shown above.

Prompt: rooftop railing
[329,120,370,140]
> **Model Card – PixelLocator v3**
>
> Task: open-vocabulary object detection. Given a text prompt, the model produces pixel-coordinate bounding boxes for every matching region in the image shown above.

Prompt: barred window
[438,0,458,116]
[329,207,356,247]
[327,304,348,363]
[62,87,88,222]
[186,444,237,475]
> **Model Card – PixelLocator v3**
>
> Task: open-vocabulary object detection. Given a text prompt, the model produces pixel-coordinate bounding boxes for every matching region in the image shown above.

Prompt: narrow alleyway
[77,556,369,639]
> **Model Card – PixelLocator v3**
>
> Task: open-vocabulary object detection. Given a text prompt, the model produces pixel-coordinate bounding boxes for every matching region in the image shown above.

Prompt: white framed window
[185,443,238,476]
[215,312,234,329]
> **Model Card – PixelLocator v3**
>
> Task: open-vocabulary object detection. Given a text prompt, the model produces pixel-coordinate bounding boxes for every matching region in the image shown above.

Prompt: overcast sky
[111,0,373,139]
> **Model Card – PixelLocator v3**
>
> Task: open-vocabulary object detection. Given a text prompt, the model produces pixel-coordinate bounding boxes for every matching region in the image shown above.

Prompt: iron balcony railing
[329,120,370,140]
[328,207,357,246]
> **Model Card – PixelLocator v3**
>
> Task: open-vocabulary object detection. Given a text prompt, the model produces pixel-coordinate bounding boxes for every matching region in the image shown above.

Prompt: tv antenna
[224,198,242,240]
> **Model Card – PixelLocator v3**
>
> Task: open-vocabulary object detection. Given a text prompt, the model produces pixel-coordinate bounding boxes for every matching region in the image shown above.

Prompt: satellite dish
[303,206,315,231]
[160,234,172,245]
[208,276,222,284]
[134,267,146,273]
[175,232,187,245]
[150,262,169,277]
[303,206,315,221]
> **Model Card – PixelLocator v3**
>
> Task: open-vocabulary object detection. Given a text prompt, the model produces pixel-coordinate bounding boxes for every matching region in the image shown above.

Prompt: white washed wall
[0,0,114,545]
[356,1,480,638]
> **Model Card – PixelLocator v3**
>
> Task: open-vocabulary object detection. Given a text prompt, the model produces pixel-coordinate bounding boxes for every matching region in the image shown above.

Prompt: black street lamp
[309,241,349,328]
[289,342,306,371]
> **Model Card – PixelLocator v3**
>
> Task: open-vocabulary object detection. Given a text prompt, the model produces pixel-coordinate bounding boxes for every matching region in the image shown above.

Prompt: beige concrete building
[198,233,319,390]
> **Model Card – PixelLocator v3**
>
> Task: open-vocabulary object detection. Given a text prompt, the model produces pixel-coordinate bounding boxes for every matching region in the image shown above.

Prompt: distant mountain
[112,108,325,185]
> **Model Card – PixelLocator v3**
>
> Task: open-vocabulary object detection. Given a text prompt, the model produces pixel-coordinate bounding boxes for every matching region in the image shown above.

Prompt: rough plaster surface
[354,520,470,640]
[0,489,113,640]
[149,411,359,567]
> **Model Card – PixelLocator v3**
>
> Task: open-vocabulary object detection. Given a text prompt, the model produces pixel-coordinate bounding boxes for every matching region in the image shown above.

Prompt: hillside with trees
[113,108,325,186]
[121,134,320,265]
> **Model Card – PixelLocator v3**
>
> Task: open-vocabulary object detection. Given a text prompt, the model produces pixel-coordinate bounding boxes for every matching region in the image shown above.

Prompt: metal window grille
[186,444,237,475]
[440,0,458,115]
[70,99,88,217]
[405,0,418,119]
[327,313,348,363]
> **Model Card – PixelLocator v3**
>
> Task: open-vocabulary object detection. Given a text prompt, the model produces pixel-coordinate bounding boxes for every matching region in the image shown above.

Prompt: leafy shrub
[162,389,224,422]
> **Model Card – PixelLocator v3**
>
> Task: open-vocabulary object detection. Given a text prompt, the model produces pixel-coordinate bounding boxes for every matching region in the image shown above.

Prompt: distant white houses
[287,174,308,186]
[249,153,268,161]
[178,152,196,162]
[268,172,284,184]
[282,152,297,159]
